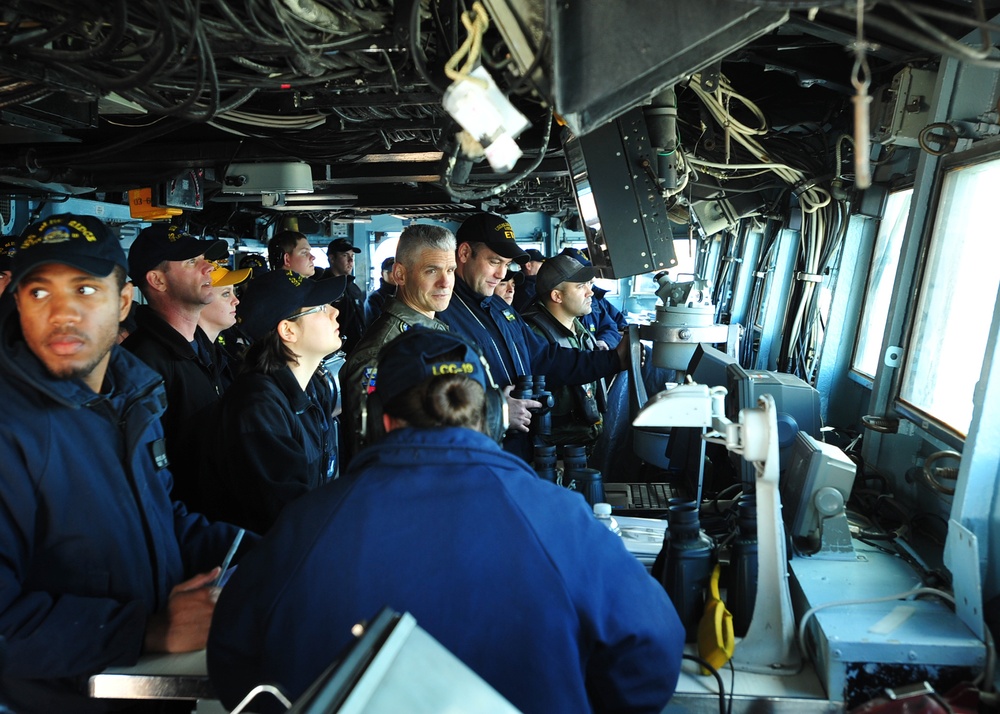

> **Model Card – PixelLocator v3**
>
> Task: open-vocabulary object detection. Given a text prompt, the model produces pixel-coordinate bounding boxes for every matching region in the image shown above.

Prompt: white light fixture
[442,66,530,173]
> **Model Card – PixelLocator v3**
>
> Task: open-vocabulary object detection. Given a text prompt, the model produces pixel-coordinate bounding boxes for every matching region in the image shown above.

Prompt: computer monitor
[780,432,856,555]
[725,364,822,489]
[662,344,740,496]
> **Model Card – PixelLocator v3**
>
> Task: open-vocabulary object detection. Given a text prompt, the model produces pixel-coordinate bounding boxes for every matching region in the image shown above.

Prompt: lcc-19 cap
[456,212,528,262]
[237,270,347,341]
[11,213,128,288]
[535,254,596,297]
[128,224,228,283]
[374,327,488,406]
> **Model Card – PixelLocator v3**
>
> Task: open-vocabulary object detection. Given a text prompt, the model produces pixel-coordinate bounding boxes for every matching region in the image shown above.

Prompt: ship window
[852,188,912,380]
[899,157,1000,437]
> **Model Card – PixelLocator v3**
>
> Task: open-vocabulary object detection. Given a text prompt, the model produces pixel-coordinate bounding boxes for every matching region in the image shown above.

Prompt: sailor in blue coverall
[207,328,684,714]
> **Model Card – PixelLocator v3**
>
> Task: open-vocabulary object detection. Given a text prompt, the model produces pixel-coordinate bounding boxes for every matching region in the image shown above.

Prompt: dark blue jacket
[123,305,226,509]
[511,272,537,313]
[363,279,395,327]
[438,277,620,389]
[208,427,684,714]
[581,288,628,349]
[0,304,248,713]
[202,366,337,534]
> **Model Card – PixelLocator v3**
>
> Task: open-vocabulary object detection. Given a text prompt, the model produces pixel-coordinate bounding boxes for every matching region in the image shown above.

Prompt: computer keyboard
[604,482,677,510]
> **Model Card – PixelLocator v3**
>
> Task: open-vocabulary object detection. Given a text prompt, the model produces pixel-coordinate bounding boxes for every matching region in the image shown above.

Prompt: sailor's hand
[143,568,221,653]
[504,386,541,432]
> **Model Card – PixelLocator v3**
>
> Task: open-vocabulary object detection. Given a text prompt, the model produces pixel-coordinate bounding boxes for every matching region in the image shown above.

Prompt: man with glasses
[201,269,347,533]
[438,212,629,461]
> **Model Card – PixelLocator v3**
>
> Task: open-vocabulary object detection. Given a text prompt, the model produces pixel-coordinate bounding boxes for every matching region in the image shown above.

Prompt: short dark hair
[267,231,306,271]
[111,264,128,291]
[242,329,301,375]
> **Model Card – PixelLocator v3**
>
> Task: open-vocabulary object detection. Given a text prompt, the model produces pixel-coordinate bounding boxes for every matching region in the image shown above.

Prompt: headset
[360,328,509,447]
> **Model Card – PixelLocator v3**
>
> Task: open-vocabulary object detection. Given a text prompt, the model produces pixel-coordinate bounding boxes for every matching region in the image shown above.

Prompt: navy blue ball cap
[524,248,545,262]
[128,224,228,283]
[328,238,360,254]
[11,213,127,288]
[559,246,591,266]
[237,270,347,341]
[499,268,525,286]
[456,212,528,262]
[375,327,488,406]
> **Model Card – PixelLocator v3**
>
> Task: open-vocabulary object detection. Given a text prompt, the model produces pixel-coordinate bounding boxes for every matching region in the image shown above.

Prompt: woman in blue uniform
[207,328,685,714]
[199,269,345,534]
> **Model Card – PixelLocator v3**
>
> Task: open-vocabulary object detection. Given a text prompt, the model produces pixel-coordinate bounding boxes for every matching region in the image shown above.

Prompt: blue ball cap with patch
[128,223,228,284]
[237,270,347,341]
[374,327,488,406]
[11,213,128,288]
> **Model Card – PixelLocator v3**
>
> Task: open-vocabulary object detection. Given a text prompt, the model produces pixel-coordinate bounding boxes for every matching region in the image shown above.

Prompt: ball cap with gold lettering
[456,212,528,262]
[374,328,488,405]
[10,213,128,288]
[237,269,347,341]
[128,223,228,285]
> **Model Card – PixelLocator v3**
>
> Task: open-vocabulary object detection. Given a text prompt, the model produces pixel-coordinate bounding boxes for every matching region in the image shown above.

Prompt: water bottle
[726,494,758,637]
[593,502,621,535]
[660,503,715,642]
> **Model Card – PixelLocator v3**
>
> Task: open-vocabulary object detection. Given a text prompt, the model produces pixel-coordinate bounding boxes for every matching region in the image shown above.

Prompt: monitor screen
[725,364,822,489]
[780,432,856,546]
[663,344,741,496]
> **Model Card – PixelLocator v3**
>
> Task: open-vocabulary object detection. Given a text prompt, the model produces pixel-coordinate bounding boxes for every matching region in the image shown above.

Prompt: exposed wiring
[443,110,553,200]
[688,73,832,215]
[444,2,490,87]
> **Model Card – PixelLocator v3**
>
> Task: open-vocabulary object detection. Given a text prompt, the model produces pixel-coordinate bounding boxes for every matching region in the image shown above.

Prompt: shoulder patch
[364,366,378,394]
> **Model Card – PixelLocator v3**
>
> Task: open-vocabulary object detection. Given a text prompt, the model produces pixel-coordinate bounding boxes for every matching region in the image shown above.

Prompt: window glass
[899,159,1000,436]
[853,188,912,379]
[371,233,400,292]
